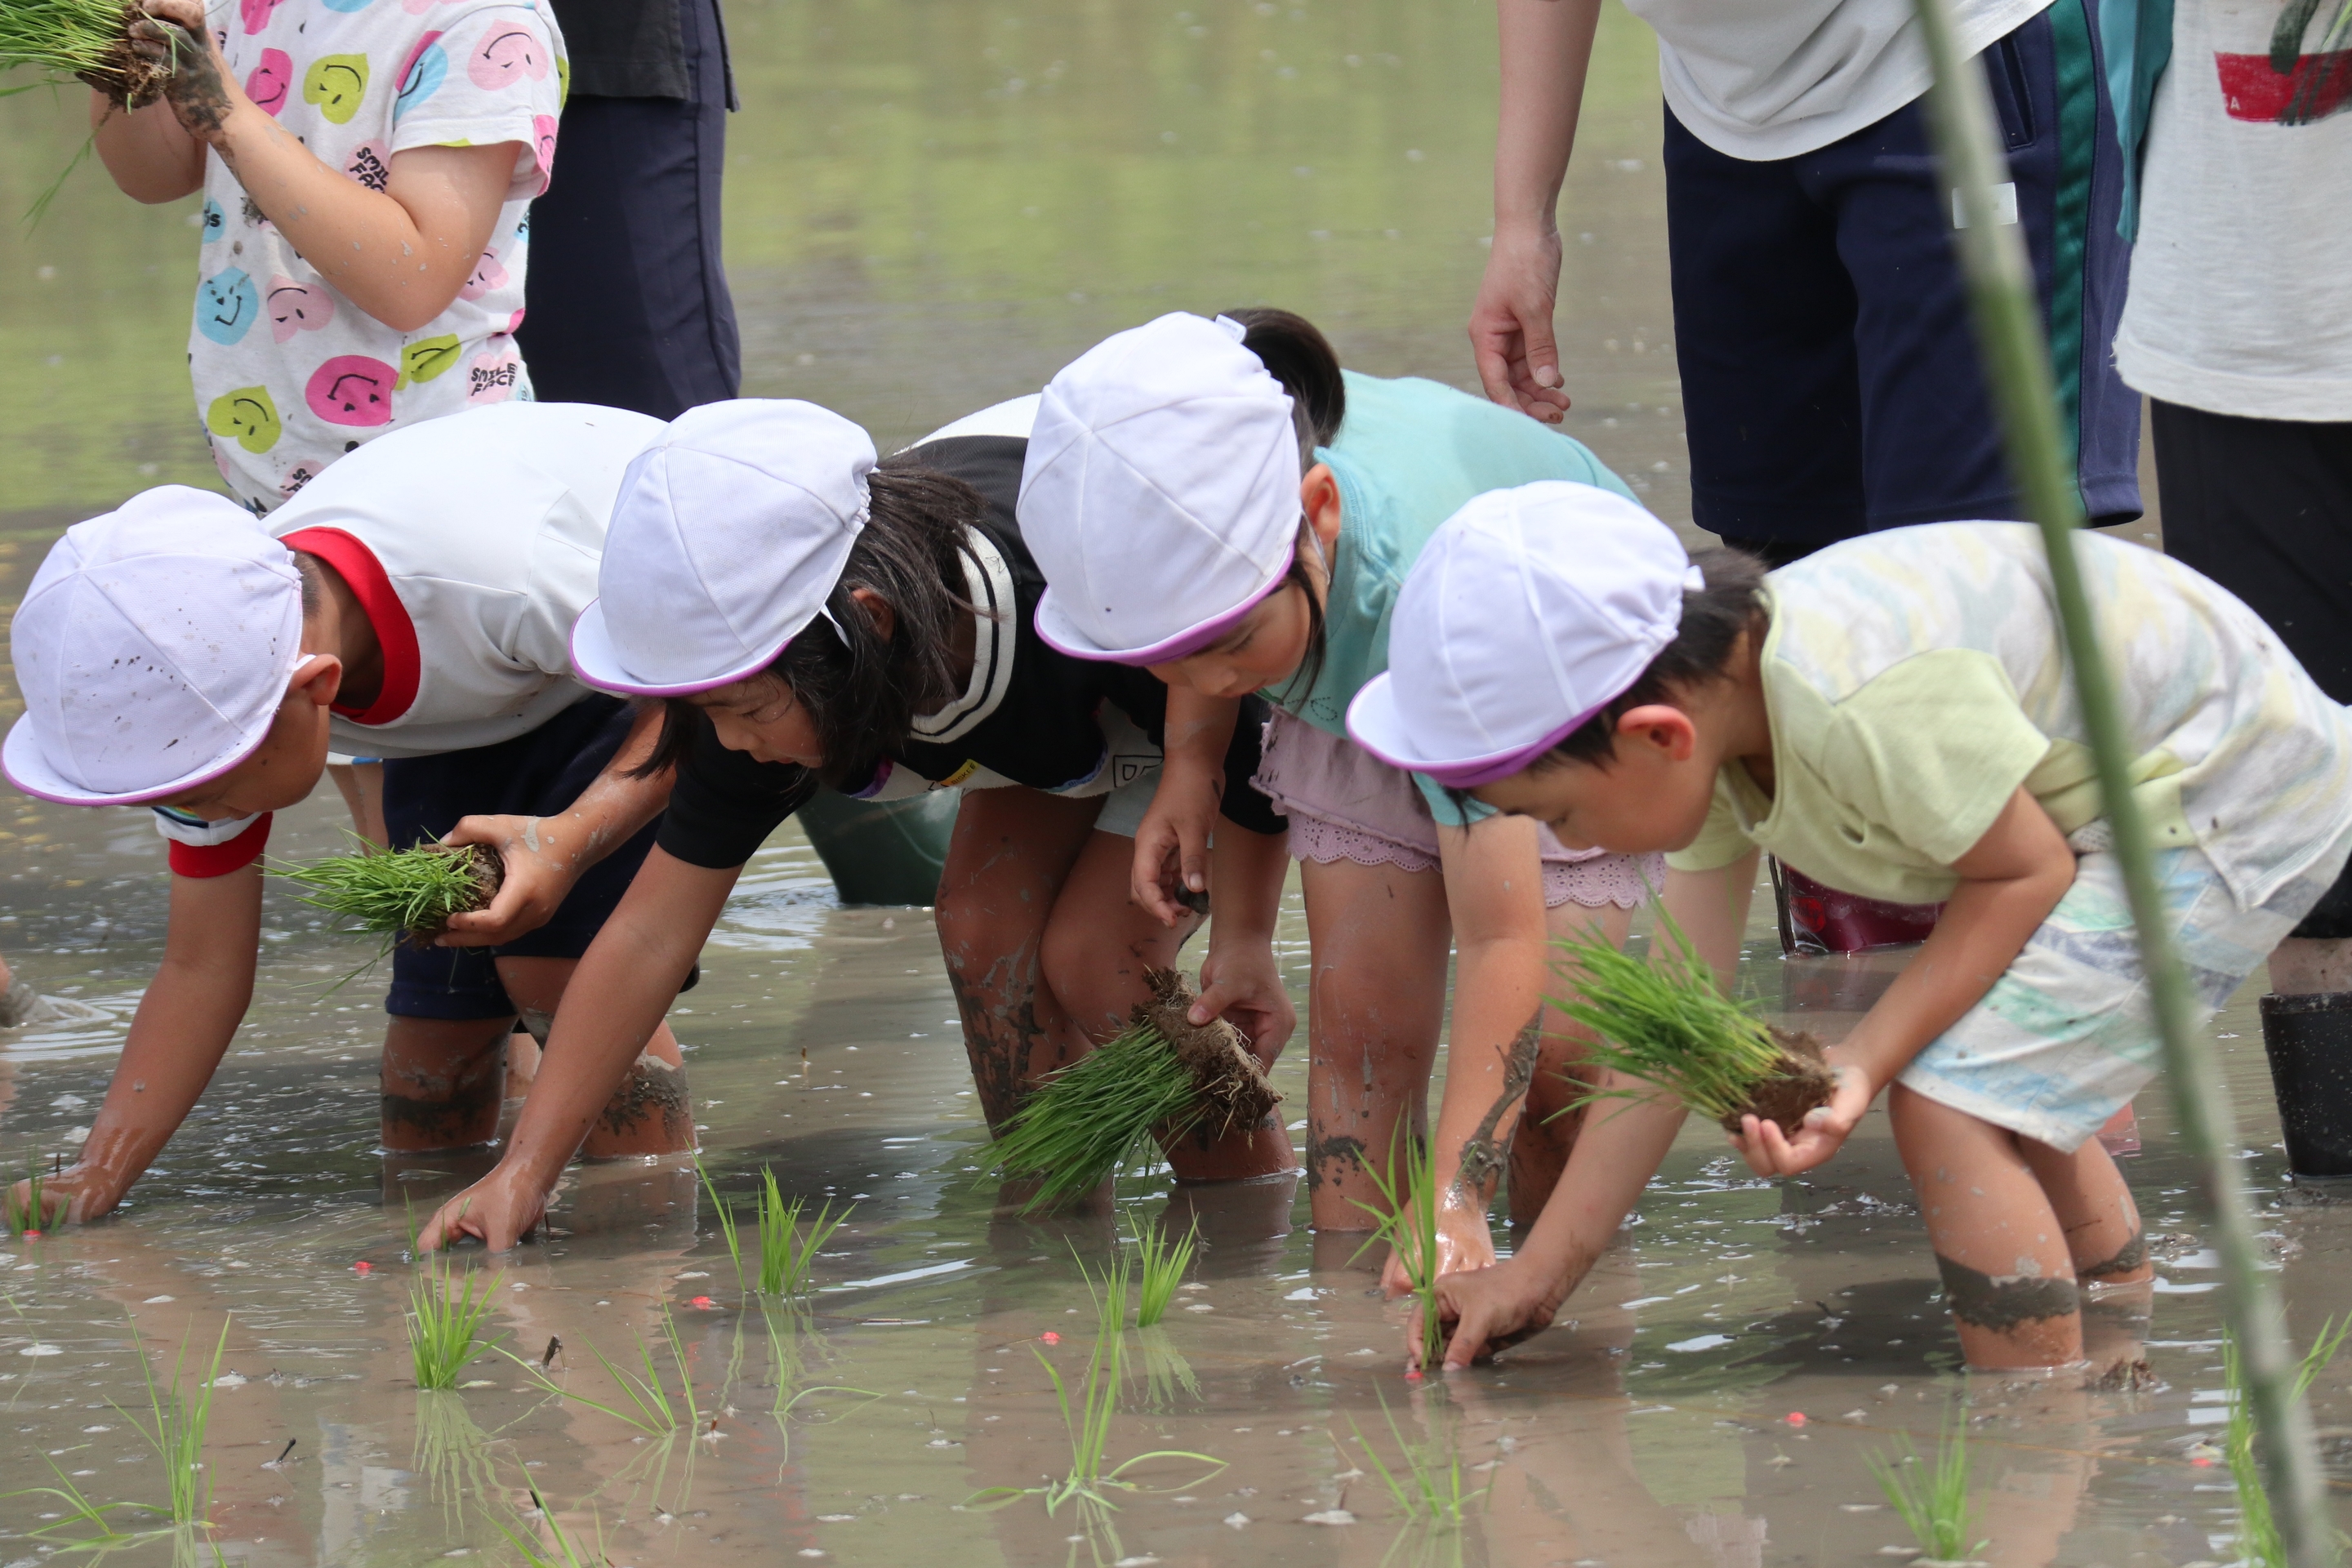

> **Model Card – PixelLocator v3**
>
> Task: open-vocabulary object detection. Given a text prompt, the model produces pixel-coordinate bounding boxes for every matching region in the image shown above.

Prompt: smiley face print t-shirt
[189,0,566,512]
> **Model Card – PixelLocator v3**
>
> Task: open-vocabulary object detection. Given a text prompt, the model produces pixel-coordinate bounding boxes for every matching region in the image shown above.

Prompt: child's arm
[416,847,730,1251]
[101,0,522,331]
[1130,687,1242,924]
[1735,786,2075,1174]
[90,87,205,203]
[434,706,676,947]
[1469,0,1604,422]
[1410,852,1757,1364]
[11,864,261,1225]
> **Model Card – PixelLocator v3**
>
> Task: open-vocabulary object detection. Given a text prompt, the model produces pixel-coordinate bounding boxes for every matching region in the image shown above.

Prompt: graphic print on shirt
[187,0,564,510]
[2217,4,2352,122]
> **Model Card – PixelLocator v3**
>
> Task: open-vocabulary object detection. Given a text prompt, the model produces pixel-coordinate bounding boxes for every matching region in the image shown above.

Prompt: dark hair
[1223,305,1343,702]
[634,453,987,791]
[1536,546,1771,768]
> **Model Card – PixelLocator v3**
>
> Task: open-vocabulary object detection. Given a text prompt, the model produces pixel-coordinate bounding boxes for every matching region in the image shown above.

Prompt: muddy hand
[416,1167,545,1252]
[436,814,577,948]
[1418,1258,1564,1370]
[1192,941,1293,1060]
[129,0,238,138]
[1381,1196,1495,1298]
[1731,1063,1872,1177]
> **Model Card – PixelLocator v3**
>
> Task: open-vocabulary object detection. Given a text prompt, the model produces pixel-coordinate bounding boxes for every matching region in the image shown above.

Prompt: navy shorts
[1664,0,2140,549]
[381,695,666,1020]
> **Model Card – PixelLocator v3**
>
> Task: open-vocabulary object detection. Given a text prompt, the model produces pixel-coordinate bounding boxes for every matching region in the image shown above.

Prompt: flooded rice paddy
[0,0,2338,1561]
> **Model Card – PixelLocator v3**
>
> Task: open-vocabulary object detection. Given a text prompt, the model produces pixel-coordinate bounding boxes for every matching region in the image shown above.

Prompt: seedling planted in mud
[1129,1212,1196,1329]
[1350,1392,1488,1526]
[1869,1408,1984,1566]
[507,1309,701,1437]
[2225,1315,2348,1568]
[969,1251,1223,1514]
[983,969,1279,1210]
[1351,1128,1448,1370]
[278,838,503,954]
[699,1161,849,1297]
[5,1154,44,1237]
[1554,905,1835,1136]
[491,1479,604,1568]
[407,1251,506,1390]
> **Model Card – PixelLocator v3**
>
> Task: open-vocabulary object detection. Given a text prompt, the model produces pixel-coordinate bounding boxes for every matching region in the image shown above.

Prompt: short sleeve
[387,2,567,198]
[1413,768,1494,830]
[154,809,273,878]
[1664,777,1753,873]
[1815,648,2054,865]
[656,715,822,870]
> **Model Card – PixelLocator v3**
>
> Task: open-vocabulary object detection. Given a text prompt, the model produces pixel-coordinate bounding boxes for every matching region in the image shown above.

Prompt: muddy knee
[585,1053,693,1155]
[380,1043,506,1149]
[2076,1227,2150,1285]
[1936,1253,2082,1333]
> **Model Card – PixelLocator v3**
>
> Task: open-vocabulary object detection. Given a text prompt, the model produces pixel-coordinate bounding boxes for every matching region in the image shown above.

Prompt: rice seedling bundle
[278,840,503,951]
[1555,909,1835,1137]
[982,969,1279,1209]
[0,0,176,107]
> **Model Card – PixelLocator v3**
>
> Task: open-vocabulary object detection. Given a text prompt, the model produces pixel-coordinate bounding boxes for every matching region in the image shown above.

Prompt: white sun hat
[1021,312,1303,664]
[570,399,878,697]
[2,486,308,808]
[1347,481,1700,788]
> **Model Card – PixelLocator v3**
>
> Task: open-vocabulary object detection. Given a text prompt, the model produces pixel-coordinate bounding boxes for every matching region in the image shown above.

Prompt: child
[92,0,564,511]
[418,397,1294,1251]
[2,402,694,1227]
[1348,484,2352,1369]
[1016,309,1655,1272]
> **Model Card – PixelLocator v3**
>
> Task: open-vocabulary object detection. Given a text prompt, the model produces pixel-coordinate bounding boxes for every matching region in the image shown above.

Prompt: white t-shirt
[265,402,664,758]
[194,0,566,512]
[1625,0,2053,160]
[2113,0,2352,420]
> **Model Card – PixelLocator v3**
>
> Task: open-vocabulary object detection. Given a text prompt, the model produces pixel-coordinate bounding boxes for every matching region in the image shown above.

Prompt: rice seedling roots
[405,844,502,946]
[1138,968,1278,1142]
[83,11,172,108]
[1720,1028,1838,1138]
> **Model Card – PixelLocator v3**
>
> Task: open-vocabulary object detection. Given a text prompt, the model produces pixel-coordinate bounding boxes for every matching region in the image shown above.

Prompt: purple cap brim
[1356,698,1610,790]
[1033,541,1298,666]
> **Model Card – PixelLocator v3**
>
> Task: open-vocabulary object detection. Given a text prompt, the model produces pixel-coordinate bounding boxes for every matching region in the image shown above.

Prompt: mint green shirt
[1267,370,1636,826]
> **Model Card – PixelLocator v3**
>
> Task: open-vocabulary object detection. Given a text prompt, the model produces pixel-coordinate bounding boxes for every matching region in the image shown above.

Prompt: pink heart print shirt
[189,0,566,513]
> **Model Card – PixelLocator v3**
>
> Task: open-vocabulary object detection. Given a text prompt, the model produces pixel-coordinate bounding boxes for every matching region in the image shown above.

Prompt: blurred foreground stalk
[1912,2,2332,1563]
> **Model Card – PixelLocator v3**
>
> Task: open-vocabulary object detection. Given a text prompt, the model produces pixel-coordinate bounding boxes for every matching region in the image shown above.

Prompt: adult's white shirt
[2113,0,2352,421]
[1625,0,2056,161]
[265,402,665,759]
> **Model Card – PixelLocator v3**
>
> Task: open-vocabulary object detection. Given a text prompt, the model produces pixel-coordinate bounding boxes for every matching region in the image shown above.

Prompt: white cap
[1347,483,1701,788]
[1021,312,1303,664]
[570,400,876,697]
[2,486,306,807]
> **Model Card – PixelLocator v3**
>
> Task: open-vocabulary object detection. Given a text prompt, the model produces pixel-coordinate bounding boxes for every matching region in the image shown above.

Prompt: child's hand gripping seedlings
[278,838,505,956]
[1553,902,1837,1142]
[0,0,178,107]
[982,969,1280,1210]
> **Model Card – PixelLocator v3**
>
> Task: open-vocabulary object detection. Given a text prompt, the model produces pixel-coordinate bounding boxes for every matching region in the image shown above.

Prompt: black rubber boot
[2257,991,2352,1182]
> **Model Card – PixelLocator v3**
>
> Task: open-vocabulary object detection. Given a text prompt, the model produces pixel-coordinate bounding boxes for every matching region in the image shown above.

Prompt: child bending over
[1349,484,2352,1370]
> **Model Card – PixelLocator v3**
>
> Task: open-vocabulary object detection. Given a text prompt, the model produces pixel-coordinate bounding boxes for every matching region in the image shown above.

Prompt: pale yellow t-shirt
[1666,523,2352,909]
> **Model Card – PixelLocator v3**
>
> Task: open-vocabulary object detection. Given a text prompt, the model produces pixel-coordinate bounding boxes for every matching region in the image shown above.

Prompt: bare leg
[381,1014,514,1151]
[1889,1084,2087,1369]
[1040,828,1294,1180]
[2019,1132,2150,1285]
[1510,899,1635,1225]
[936,787,1104,1129]
[498,955,690,1158]
[1298,856,1451,1231]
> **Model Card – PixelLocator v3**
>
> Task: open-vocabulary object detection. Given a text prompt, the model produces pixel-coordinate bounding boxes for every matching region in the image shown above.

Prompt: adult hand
[1380,1191,1498,1298]
[416,1164,548,1252]
[1730,1063,1874,1177]
[127,0,239,137]
[435,814,581,947]
[1414,1256,1568,1370]
[1192,937,1294,1059]
[1469,223,1572,424]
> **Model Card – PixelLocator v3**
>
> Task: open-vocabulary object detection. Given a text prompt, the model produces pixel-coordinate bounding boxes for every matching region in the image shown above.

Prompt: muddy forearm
[498,849,727,1187]
[1439,1015,1543,1206]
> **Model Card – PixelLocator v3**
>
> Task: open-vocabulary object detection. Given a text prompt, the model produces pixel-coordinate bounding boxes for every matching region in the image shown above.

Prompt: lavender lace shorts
[1250,710,1661,910]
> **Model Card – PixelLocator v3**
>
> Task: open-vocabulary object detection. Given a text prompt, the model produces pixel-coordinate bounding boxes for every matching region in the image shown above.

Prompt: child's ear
[289,654,344,710]
[1300,463,1342,557]
[1615,703,1697,763]
[847,586,897,641]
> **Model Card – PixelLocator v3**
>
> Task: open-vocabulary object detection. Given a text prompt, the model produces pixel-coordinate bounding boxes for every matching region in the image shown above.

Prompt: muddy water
[0,0,2344,1562]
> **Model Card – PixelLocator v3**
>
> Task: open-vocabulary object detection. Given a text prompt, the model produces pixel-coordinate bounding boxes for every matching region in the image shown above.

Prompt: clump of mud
[1136,967,1280,1142]
[82,5,178,110]
[1718,1027,1838,1138]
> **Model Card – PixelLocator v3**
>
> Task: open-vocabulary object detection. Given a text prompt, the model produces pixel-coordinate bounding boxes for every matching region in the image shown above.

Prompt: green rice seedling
[696,1160,746,1291]
[1350,1127,1448,1371]
[968,1251,1223,1514]
[117,1321,230,1539]
[1553,905,1835,1137]
[1349,1392,1487,1526]
[752,1168,848,1296]
[1868,1408,1983,1565]
[2224,1316,2348,1568]
[490,1480,604,1568]
[4,1154,44,1236]
[5,1459,166,1550]
[1129,1211,1196,1329]
[982,969,1279,1210]
[505,1311,697,1437]
[278,837,503,954]
[406,1251,505,1390]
